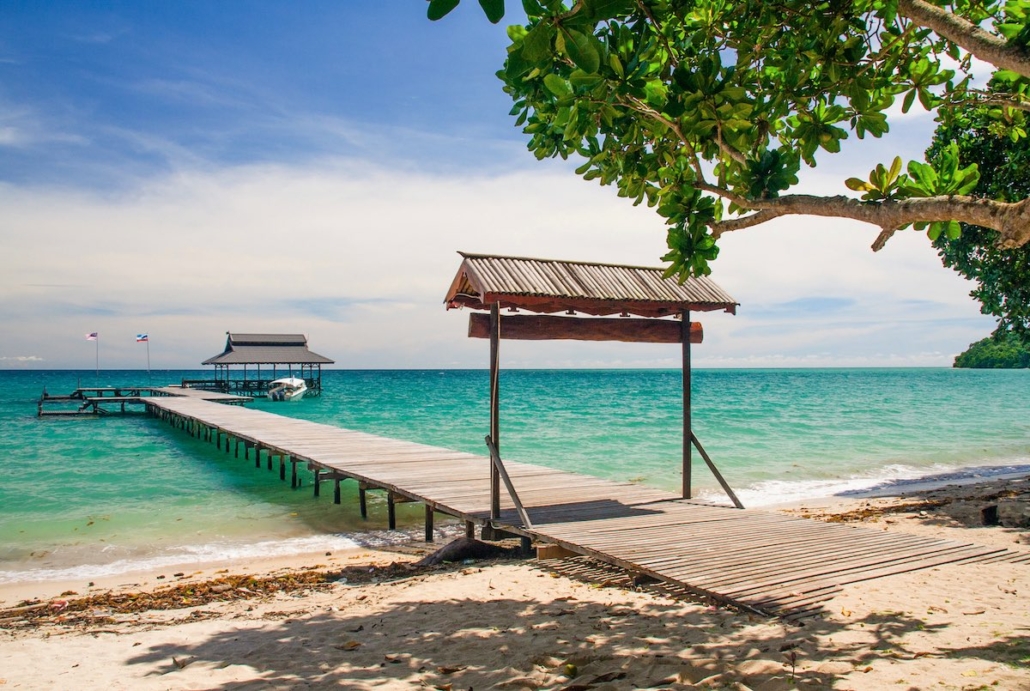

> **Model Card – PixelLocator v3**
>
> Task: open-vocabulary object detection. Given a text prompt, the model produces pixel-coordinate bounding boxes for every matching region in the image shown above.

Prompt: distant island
[954,332,1030,368]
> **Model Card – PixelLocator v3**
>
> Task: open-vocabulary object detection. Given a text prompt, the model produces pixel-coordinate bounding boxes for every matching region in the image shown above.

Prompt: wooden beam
[489,303,501,520]
[469,313,702,344]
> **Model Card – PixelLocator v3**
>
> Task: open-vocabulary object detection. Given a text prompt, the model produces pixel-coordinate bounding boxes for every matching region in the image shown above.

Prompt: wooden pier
[143,395,1030,619]
[38,386,250,417]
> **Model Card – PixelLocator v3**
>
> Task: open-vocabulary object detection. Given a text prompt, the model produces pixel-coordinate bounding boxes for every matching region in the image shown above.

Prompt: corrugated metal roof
[203,346,334,365]
[445,252,738,317]
[202,333,334,365]
[229,333,308,346]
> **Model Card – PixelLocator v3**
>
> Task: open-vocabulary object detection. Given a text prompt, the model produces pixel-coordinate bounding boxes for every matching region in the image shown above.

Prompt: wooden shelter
[193,333,334,396]
[445,252,741,530]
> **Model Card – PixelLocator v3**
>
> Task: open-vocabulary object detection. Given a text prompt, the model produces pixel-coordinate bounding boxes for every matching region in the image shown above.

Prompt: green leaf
[522,0,545,15]
[845,177,874,192]
[889,156,902,182]
[609,53,624,79]
[427,0,461,21]
[522,22,555,62]
[569,69,603,89]
[479,0,505,23]
[902,89,916,114]
[562,28,601,73]
[582,0,634,21]
[543,73,573,97]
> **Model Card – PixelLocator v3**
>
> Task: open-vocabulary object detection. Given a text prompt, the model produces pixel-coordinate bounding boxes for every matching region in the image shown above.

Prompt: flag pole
[95,334,99,386]
[146,337,151,384]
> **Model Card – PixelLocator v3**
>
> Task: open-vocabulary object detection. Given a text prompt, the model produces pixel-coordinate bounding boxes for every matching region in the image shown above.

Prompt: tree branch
[710,194,1030,250]
[622,95,707,181]
[897,0,1030,78]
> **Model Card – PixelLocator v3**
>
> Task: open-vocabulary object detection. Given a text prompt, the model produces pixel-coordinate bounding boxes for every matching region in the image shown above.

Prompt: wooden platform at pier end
[144,396,1030,619]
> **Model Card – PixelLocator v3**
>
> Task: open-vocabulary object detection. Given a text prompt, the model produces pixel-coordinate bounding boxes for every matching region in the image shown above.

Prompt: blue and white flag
[136,334,149,342]
[85,332,98,341]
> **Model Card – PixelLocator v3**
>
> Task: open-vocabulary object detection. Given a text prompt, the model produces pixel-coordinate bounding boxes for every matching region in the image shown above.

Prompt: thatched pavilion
[191,333,334,396]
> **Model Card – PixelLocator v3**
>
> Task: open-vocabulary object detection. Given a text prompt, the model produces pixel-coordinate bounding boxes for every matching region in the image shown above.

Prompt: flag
[136,334,149,342]
[85,332,98,341]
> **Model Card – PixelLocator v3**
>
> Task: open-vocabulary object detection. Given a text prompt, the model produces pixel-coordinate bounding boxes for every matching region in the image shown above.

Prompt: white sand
[2,478,1028,690]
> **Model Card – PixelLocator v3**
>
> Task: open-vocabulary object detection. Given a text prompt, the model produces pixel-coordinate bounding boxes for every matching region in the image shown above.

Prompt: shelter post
[682,310,692,499]
[489,302,501,520]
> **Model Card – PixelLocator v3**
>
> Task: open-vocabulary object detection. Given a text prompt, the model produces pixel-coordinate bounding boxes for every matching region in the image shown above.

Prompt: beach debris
[334,640,361,651]
[415,537,522,566]
[0,560,426,630]
[171,655,194,670]
[436,665,467,675]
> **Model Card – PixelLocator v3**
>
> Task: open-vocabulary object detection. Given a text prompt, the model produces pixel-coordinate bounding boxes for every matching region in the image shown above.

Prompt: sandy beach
[2,475,1028,690]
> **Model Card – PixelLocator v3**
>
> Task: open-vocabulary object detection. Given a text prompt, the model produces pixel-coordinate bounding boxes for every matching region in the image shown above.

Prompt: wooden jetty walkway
[38,386,249,416]
[144,395,1030,619]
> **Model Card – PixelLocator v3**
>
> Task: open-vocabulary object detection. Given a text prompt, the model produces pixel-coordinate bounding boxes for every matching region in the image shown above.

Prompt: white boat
[267,377,307,401]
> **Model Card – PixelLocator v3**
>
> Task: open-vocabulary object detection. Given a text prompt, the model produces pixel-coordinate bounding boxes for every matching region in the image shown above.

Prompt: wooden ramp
[145,396,1029,619]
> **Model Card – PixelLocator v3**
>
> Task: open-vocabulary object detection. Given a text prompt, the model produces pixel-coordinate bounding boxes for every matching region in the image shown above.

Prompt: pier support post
[387,493,396,530]
[465,521,475,539]
[334,479,341,505]
[488,302,501,520]
[425,505,434,542]
[291,458,299,488]
[267,451,273,471]
[359,484,368,519]
[313,468,321,497]
[682,309,692,500]
[279,455,286,481]
[235,439,240,458]
[255,447,263,469]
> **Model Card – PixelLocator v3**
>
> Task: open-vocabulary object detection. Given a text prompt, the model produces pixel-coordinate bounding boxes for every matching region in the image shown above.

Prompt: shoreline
[3,463,1028,596]
[3,469,1026,606]
[1,472,1028,690]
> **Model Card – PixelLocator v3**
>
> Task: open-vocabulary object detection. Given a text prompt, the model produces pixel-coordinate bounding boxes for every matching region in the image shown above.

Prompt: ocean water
[1,368,1028,583]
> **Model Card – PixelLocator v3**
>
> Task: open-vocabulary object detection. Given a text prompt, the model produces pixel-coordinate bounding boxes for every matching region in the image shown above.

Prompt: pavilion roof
[444,252,738,318]
[202,333,334,365]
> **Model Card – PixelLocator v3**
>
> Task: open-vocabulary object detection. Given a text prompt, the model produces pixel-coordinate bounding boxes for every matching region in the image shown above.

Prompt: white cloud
[0,146,995,370]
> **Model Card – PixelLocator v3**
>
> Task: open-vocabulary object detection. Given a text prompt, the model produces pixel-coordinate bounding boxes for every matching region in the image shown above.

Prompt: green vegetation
[429,0,1030,279]
[954,331,1030,368]
[927,100,1030,335]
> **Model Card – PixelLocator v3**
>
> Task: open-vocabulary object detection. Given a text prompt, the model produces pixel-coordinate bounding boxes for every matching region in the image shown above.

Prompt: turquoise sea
[1,368,1028,584]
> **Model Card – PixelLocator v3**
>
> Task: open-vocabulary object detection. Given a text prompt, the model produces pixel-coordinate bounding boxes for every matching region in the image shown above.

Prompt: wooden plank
[468,312,703,344]
[144,396,1024,620]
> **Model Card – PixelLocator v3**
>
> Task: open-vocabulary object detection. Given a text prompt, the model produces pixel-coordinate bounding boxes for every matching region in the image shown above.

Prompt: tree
[429,0,1030,278]
[953,331,1030,367]
[927,100,1030,334]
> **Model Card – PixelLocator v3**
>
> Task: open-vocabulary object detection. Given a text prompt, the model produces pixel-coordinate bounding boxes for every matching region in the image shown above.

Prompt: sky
[0,1,998,370]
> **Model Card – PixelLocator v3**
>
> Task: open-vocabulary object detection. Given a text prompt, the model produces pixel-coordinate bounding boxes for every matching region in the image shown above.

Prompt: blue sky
[0,1,996,369]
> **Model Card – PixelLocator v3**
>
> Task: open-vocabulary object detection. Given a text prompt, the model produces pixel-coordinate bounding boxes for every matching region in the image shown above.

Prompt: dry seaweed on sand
[0,561,426,629]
